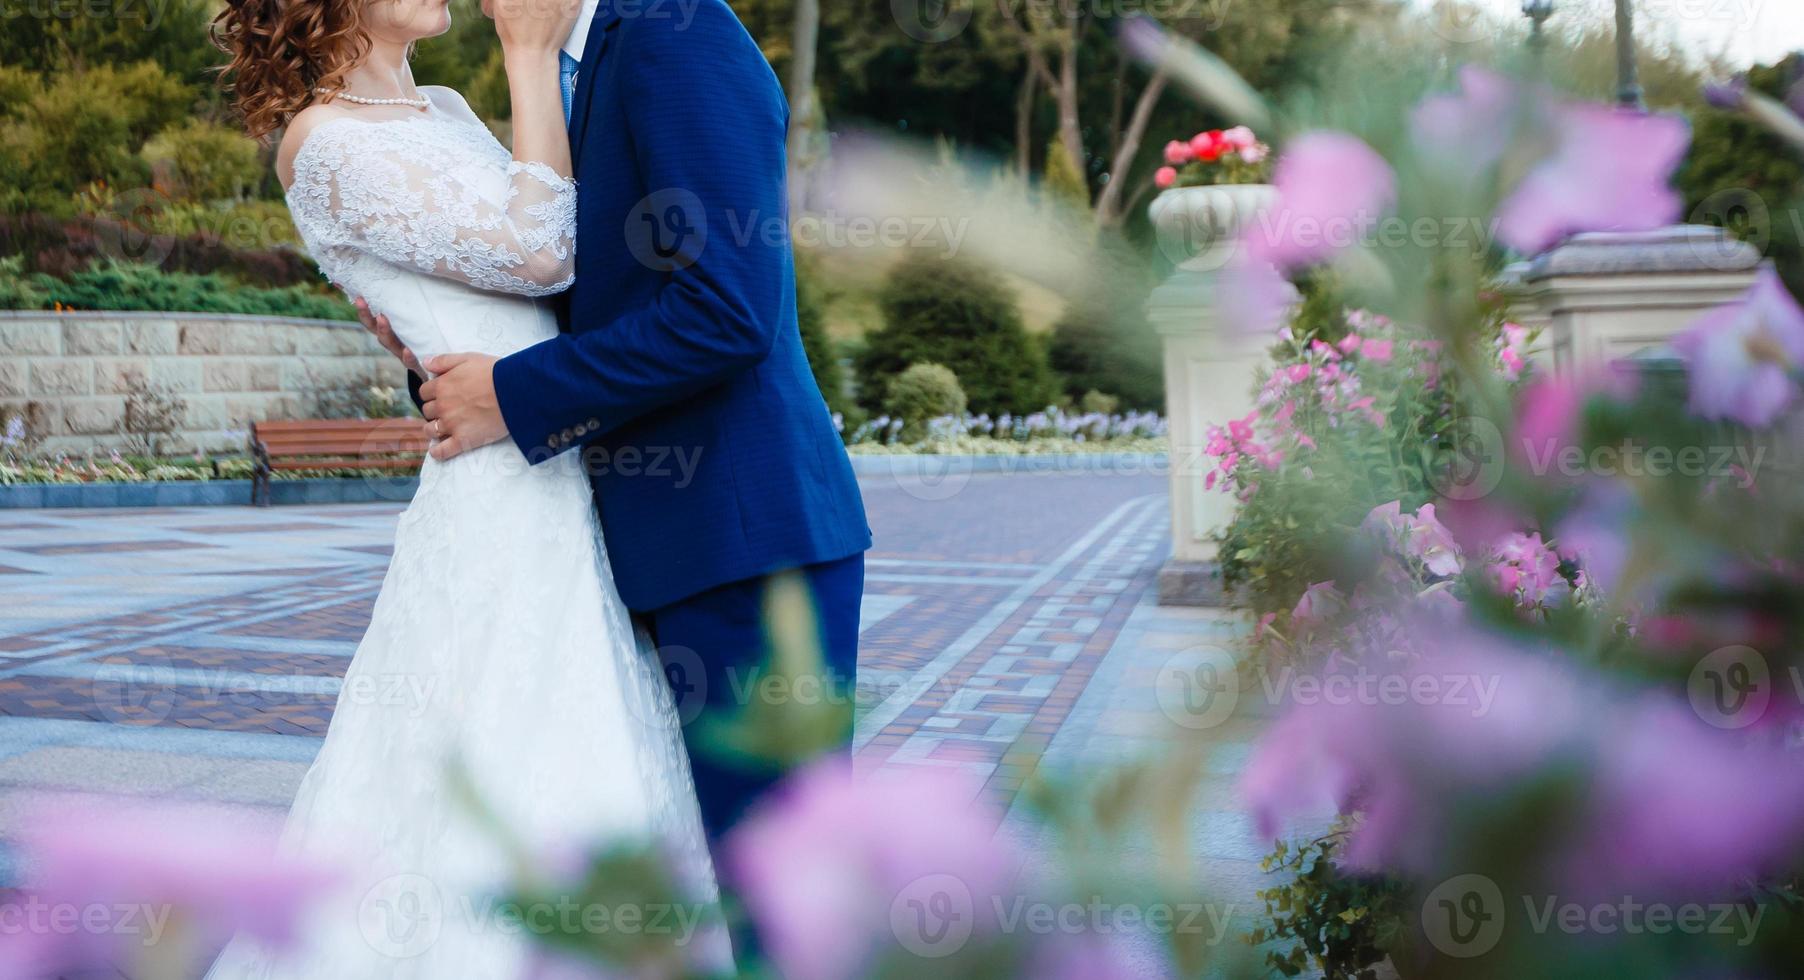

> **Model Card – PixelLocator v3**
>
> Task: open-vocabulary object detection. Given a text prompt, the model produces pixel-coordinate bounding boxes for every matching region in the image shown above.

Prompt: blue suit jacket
[491,0,870,612]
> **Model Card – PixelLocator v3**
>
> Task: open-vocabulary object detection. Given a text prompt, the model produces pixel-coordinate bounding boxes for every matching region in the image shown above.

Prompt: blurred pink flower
[1671,265,1804,427]
[1220,125,1257,150]
[1358,338,1393,362]
[1573,699,1804,899]
[1510,367,1638,476]
[1163,140,1195,165]
[1217,254,1296,335]
[1363,501,1462,577]
[1485,531,1570,609]
[7,798,339,976]
[1292,581,1346,627]
[729,763,1016,980]
[1495,105,1690,255]
[1153,166,1178,190]
[1410,65,1522,172]
[1249,131,1396,269]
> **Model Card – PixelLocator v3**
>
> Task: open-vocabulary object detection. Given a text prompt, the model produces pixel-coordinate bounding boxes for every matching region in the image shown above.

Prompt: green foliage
[0,0,220,85]
[1677,56,1804,297]
[141,120,264,203]
[1042,139,1090,210]
[1048,232,1164,410]
[1249,831,1409,980]
[0,256,47,309]
[7,261,354,321]
[1,61,196,207]
[883,362,968,440]
[794,258,851,419]
[859,255,1057,416]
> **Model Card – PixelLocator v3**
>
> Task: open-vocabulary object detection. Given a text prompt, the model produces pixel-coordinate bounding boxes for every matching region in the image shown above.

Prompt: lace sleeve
[287,119,576,297]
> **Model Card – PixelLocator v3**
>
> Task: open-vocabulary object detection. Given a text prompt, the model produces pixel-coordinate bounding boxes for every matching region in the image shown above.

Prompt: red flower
[1189,129,1226,163]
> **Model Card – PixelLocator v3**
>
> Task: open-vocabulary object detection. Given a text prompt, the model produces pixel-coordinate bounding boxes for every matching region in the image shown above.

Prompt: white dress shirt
[563,0,603,62]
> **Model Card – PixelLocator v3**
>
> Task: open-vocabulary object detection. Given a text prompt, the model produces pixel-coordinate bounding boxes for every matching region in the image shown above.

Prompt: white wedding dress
[206,99,725,979]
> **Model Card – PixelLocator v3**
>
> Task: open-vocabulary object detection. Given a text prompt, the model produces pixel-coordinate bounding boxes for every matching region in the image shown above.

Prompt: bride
[206,0,725,975]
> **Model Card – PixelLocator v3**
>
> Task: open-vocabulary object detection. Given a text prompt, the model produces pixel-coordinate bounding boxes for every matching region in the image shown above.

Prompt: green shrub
[795,258,851,419]
[1078,390,1119,415]
[5,62,195,204]
[12,261,355,321]
[0,257,47,309]
[883,362,967,440]
[1047,233,1164,411]
[859,255,1057,416]
[141,120,264,203]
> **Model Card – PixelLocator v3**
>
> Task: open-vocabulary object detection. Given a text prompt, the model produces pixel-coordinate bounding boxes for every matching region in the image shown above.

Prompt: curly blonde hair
[212,0,372,141]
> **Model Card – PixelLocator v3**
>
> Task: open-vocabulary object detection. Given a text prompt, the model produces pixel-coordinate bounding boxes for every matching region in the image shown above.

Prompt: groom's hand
[420,354,508,461]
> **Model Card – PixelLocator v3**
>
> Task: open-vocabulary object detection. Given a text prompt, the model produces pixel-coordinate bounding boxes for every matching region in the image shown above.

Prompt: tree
[985,0,1374,226]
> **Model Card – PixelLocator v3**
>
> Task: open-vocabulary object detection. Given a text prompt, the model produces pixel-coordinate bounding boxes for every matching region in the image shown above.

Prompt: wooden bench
[250,418,430,506]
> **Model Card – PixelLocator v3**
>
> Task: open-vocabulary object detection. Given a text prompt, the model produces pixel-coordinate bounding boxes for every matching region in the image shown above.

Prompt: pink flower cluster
[1243,632,1804,899]
[1154,125,1269,189]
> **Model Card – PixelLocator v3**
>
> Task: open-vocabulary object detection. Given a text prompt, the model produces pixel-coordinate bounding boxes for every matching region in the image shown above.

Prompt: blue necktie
[558,52,580,123]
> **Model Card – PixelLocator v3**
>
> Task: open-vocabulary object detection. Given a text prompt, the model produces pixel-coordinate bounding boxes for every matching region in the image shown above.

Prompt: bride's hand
[484,0,581,56]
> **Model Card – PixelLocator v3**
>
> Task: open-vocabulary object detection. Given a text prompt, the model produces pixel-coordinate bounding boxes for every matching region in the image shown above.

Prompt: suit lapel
[567,10,623,169]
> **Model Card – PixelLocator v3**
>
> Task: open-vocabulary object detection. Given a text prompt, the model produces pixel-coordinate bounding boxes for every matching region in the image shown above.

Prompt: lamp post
[1522,0,1554,63]
[1614,0,1645,110]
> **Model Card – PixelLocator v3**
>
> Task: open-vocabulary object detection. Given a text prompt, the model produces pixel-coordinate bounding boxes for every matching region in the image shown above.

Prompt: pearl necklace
[316,88,431,109]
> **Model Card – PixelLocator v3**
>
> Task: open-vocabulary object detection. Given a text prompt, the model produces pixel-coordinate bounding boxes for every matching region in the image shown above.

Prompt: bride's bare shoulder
[420,86,483,126]
[276,103,360,189]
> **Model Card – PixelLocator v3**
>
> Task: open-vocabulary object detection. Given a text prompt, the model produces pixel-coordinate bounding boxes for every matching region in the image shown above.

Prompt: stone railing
[0,311,407,455]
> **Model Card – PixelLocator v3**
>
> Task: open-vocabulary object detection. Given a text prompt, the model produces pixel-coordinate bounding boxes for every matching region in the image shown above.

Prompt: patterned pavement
[0,471,1271,966]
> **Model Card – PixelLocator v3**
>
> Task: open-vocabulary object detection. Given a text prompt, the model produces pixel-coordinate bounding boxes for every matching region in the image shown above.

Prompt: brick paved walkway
[0,471,1271,972]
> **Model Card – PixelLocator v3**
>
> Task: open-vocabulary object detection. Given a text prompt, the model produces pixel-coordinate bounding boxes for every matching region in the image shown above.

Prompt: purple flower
[1362,501,1462,578]
[1411,65,1522,171]
[1292,580,1346,627]
[729,763,1017,980]
[1495,105,1690,255]
[1572,699,1804,900]
[1703,75,1750,111]
[1248,131,1396,269]
[5,797,340,976]
[1217,253,1297,335]
[1672,265,1804,427]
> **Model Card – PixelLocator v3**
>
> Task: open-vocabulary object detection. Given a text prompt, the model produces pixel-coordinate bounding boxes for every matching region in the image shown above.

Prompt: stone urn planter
[1148,183,1281,273]
[1143,183,1294,606]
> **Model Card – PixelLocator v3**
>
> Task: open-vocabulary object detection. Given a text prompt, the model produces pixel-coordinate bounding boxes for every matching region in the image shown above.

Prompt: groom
[358,0,870,844]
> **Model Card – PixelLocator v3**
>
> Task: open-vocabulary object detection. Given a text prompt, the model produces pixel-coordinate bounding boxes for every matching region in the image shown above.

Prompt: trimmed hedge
[858,255,1058,416]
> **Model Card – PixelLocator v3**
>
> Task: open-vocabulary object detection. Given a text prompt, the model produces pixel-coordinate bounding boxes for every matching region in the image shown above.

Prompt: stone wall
[0,311,407,455]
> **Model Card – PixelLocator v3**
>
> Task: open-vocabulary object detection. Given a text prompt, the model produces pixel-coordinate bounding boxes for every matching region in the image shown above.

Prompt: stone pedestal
[1512,225,1762,370]
[1145,185,1297,606]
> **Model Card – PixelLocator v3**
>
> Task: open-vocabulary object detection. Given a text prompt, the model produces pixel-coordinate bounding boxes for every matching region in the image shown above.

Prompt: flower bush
[1189,52,1804,979]
[1154,126,1272,189]
[1209,300,1533,622]
[844,405,1168,453]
